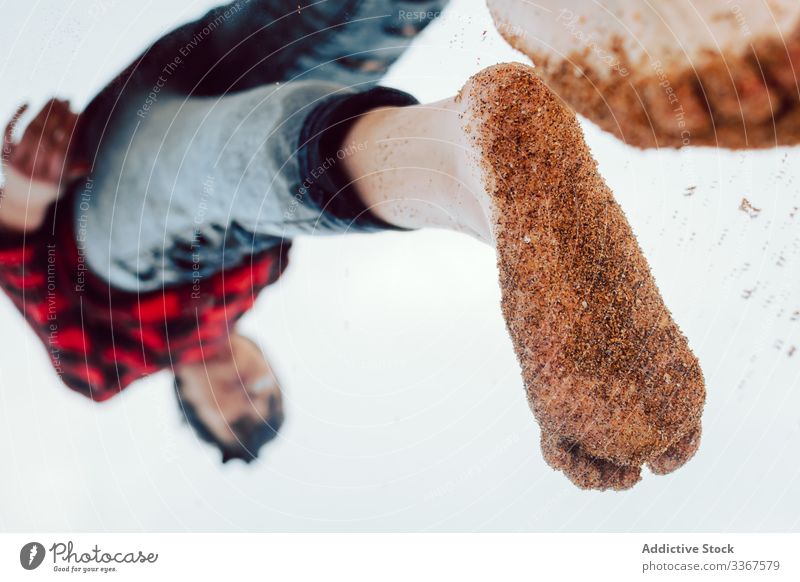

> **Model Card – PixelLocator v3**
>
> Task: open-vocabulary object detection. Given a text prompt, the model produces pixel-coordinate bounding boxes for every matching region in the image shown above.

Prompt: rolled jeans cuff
[297,86,420,234]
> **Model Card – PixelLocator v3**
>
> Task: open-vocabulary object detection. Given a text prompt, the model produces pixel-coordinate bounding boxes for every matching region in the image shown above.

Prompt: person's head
[174,333,285,463]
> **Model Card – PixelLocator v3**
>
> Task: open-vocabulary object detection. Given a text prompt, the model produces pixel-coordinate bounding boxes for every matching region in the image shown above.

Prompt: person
[8,0,773,488]
[0,0,450,465]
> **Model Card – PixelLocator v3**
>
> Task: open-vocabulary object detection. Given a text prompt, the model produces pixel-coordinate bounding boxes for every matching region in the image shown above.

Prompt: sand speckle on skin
[465,63,706,490]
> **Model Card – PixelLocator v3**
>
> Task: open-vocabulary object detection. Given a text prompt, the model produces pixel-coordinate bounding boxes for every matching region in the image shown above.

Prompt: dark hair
[173,375,283,464]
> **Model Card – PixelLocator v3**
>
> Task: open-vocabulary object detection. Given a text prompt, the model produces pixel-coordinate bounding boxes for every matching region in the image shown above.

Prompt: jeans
[75,0,448,291]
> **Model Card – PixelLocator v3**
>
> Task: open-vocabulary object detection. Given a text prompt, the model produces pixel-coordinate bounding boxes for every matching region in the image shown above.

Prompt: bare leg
[341,98,492,242]
[341,63,706,490]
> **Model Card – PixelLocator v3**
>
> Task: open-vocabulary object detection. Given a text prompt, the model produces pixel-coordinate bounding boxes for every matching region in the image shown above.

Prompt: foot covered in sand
[488,0,800,149]
[458,63,706,489]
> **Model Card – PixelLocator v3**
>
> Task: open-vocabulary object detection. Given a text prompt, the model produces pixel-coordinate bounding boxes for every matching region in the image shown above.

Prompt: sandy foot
[489,1,800,149]
[457,63,706,490]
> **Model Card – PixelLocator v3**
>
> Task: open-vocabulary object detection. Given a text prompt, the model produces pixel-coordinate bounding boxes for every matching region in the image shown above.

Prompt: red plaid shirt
[0,197,290,402]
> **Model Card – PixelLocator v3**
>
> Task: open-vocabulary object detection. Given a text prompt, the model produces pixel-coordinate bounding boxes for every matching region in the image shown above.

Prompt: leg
[340,63,706,490]
[79,79,418,291]
[79,0,450,157]
[78,0,451,290]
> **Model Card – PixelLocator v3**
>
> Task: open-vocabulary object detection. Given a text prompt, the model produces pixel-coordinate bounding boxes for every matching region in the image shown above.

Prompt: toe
[700,56,779,125]
[540,432,642,491]
[647,424,701,475]
[755,33,800,93]
[643,73,713,138]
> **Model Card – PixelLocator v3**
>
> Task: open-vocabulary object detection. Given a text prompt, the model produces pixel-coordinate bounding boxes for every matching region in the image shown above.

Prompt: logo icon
[20,542,46,570]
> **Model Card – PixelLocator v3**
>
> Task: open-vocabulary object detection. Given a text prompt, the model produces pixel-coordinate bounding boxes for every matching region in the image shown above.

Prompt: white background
[0,0,798,532]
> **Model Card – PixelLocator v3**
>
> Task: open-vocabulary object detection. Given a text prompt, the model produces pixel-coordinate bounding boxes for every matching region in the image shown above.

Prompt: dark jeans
[77,0,449,166]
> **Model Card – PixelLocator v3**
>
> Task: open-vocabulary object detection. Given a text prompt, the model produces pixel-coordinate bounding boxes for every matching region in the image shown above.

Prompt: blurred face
[176,334,284,462]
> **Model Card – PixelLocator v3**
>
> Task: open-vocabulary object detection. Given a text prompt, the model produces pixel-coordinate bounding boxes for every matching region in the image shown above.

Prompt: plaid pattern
[0,0,449,399]
[0,200,290,401]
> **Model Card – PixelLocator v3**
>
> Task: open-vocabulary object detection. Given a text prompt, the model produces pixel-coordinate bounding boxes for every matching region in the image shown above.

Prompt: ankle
[340,99,491,242]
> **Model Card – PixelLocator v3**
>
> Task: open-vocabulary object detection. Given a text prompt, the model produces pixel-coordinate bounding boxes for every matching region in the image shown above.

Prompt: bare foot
[344,63,706,490]
[488,0,800,149]
[460,63,705,489]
